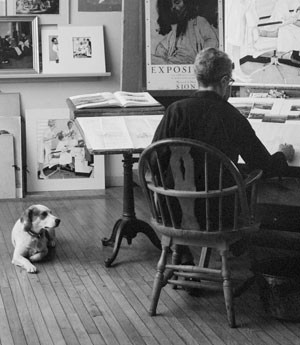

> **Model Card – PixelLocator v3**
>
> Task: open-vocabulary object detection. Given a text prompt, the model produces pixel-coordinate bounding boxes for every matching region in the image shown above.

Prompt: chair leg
[149,245,168,316]
[220,250,236,328]
[170,244,180,289]
[172,244,181,265]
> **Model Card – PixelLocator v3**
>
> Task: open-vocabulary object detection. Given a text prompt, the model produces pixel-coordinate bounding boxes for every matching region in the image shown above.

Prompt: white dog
[11,204,60,273]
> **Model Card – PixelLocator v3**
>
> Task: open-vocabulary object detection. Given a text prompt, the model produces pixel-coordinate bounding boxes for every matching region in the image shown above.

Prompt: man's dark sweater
[153,91,288,178]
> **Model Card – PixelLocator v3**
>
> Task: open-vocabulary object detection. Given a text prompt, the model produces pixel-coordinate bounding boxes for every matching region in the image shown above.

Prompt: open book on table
[68,91,160,110]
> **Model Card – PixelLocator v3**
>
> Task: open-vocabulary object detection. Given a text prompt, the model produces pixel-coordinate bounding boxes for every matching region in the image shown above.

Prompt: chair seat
[153,220,260,245]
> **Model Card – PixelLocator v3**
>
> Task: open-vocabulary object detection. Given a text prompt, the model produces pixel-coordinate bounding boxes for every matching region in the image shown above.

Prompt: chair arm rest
[244,169,263,188]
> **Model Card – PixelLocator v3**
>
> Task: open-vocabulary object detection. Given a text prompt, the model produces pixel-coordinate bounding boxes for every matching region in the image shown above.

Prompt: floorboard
[0,186,299,345]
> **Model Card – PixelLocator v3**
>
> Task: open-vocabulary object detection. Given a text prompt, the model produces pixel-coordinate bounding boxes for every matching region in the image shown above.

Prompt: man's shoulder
[167,97,194,109]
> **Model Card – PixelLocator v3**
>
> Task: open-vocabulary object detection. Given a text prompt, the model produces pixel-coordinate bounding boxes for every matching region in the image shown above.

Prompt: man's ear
[20,207,34,232]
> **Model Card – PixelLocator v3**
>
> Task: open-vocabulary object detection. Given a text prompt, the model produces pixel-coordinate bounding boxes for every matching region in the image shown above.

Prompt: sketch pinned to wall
[145,0,221,90]
[225,0,300,87]
[78,0,122,12]
[25,108,105,192]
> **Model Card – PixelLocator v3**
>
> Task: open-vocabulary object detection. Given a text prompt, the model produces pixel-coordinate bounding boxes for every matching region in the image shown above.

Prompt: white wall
[0,0,124,188]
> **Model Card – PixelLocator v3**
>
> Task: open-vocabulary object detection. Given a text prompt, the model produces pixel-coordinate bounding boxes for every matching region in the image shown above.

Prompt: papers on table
[76,114,163,152]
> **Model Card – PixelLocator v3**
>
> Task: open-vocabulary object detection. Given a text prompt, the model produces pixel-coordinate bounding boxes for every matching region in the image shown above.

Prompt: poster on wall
[145,0,221,90]
[25,108,105,192]
[78,0,121,12]
[225,0,300,87]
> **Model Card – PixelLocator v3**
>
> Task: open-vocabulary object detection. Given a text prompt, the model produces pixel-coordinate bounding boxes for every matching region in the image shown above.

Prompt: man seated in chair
[152,47,294,266]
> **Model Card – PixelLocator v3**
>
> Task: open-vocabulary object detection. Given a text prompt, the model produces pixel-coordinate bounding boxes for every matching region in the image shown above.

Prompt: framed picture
[7,0,69,25]
[0,16,39,74]
[57,25,106,74]
[25,108,105,192]
[145,0,221,90]
[41,27,64,74]
[78,0,121,12]
[0,0,6,16]
[225,0,300,87]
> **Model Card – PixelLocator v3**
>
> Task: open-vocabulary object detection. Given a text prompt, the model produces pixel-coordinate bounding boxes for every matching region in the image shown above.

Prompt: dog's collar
[27,229,44,239]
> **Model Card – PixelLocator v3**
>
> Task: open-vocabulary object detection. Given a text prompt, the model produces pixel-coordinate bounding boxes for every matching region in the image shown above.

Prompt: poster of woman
[145,0,220,90]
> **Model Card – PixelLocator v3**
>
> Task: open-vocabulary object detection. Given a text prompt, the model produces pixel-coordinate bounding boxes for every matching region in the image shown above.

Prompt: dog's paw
[26,263,37,273]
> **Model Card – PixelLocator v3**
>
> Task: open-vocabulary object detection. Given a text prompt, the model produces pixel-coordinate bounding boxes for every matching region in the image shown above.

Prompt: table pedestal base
[101,152,161,267]
[102,217,161,267]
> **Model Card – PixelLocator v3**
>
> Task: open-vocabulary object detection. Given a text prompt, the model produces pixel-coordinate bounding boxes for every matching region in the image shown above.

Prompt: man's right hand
[279,143,295,162]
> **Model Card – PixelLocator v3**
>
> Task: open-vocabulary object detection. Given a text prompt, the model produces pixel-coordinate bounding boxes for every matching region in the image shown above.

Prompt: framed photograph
[0,0,6,16]
[78,0,121,12]
[145,0,221,90]
[57,25,106,74]
[225,0,300,87]
[25,108,105,192]
[0,16,39,74]
[41,27,64,74]
[7,0,69,25]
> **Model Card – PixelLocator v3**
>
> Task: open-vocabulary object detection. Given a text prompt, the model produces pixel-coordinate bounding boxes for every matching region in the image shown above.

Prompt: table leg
[102,152,161,267]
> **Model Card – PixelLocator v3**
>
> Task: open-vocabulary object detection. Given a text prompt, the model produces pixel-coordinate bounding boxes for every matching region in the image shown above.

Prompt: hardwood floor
[0,186,300,345]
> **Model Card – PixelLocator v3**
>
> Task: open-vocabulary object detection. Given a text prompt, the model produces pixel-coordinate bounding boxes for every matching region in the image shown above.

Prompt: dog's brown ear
[20,207,34,232]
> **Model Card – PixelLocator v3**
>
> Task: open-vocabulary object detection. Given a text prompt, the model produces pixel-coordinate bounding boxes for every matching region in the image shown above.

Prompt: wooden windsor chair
[138,138,262,327]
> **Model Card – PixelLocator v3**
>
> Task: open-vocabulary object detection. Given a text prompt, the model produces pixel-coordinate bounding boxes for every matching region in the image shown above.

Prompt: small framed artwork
[78,0,122,12]
[58,25,106,74]
[25,108,105,192]
[7,0,69,25]
[41,27,64,74]
[0,16,39,74]
[0,0,6,16]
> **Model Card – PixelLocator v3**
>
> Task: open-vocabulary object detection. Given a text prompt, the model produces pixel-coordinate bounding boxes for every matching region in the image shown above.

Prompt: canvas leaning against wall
[25,108,105,192]
[145,0,221,90]
[225,0,300,87]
